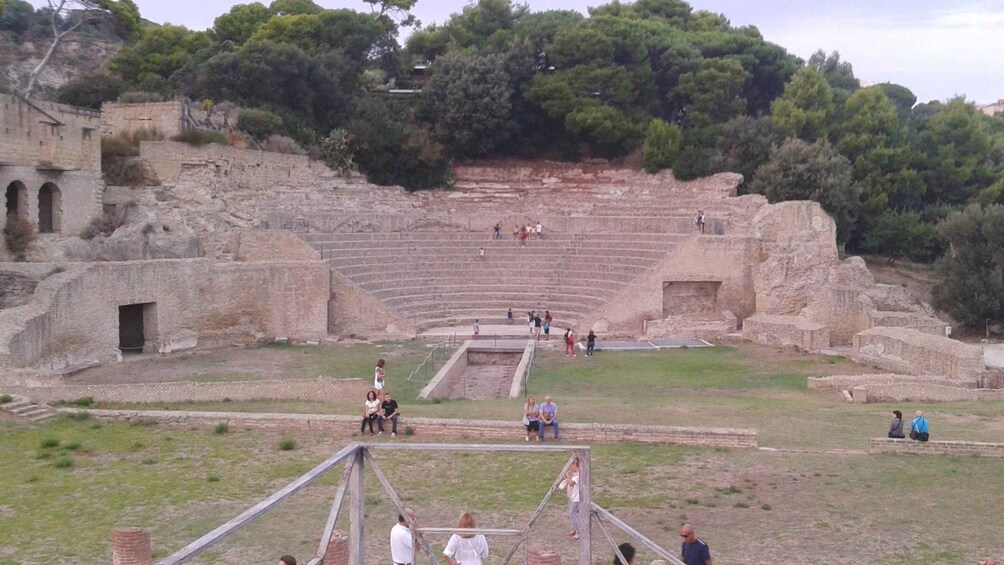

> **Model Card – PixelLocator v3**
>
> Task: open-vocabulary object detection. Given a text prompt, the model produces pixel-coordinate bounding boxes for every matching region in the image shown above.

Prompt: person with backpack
[564,328,576,357]
[909,410,930,441]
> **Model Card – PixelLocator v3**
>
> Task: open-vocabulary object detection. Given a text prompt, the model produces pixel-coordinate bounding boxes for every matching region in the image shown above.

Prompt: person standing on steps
[473,319,480,340]
[695,210,706,234]
[493,224,501,240]
[586,330,596,357]
[507,308,513,325]
[533,312,542,340]
[543,311,552,340]
[535,221,542,240]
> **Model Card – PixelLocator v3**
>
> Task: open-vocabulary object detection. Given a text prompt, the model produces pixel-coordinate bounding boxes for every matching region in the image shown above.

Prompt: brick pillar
[112,527,151,565]
[315,530,349,565]
[529,549,561,565]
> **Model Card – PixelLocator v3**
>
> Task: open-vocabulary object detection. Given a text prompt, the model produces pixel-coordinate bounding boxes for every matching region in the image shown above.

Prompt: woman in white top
[444,512,489,565]
[374,359,386,399]
[361,390,380,435]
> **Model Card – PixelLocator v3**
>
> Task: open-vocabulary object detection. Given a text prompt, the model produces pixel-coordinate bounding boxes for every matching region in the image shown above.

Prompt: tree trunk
[23,33,63,98]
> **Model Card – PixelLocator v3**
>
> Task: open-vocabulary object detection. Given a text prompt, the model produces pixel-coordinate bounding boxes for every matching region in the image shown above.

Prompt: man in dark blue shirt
[680,523,712,565]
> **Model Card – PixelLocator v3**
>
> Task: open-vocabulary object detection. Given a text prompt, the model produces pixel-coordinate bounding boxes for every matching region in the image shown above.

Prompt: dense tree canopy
[33,0,1004,324]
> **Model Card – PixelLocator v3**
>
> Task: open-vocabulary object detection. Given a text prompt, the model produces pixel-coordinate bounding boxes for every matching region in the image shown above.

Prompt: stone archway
[38,182,62,233]
[5,181,28,219]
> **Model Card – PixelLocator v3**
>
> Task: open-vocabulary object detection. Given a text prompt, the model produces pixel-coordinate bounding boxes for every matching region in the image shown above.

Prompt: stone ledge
[869,437,1004,458]
[808,373,979,391]
[59,409,759,448]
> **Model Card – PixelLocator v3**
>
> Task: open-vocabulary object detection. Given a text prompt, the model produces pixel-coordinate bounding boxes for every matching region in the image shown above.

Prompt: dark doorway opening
[38,182,62,233]
[5,181,27,219]
[119,303,156,354]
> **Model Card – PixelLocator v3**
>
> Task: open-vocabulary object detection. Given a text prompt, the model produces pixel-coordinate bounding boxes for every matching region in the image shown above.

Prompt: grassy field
[7,342,1004,563]
[2,415,1003,564]
[94,344,1004,450]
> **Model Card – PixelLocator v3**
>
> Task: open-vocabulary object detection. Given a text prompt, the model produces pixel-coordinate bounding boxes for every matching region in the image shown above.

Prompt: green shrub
[64,441,82,451]
[403,426,415,437]
[319,128,354,174]
[237,108,283,140]
[641,118,682,174]
[172,129,229,146]
[213,422,229,434]
[207,473,221,482]
[142,457,157,465]
[761,503,772,510]
[40,438,60,449]
[734,502,750,508]
[67,411,91,421]
[35,451,51,460]
[118,91,164,103]
[52,456,74,468]
[3,216,37,260]
[74,396,95,407]
[278,437,297,451]
[101,135,140,159]
[0,394,11,404]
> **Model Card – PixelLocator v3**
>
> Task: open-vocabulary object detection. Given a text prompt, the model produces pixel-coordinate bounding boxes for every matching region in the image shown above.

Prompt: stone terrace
[280,165,753,331]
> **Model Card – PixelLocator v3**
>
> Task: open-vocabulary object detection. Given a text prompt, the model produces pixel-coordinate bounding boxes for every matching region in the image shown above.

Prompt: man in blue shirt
[538,396,559,440]
[910,410,930,442]
[680,523,711,565]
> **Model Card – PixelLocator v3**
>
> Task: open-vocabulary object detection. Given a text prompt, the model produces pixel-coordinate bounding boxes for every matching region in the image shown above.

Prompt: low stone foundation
[852,327,985,378]
[742,314,829,350]
[852,384,1004,403]
[1,378,368,404]
[807,373,979,391]
[63,409,760,448]
[869,437,1004,458]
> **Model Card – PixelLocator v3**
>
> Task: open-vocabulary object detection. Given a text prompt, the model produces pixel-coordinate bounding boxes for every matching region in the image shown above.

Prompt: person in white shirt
[444,512,489,565]
[558,459,580,540]
[374,359,386,400]
[535,222,542,239]
[390,509,417,565]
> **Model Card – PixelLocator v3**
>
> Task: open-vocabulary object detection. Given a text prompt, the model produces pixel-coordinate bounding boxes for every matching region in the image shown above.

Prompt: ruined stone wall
[2,377,367,404]
[140,140,310,186]
[0,258,328,370]
[68,408,761,448]
[852,326,986,378]
[870,438,1004,458]
[742,314,830,350]
[100,101,184,137]
[328,270,415,337]
[579,234,760,335]
[1,95,102,236]
[1,94,100,171]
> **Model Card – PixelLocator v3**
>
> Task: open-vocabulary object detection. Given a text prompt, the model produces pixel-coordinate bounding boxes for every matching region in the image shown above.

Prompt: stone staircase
[303,232,687,330]
[0,394,59,423]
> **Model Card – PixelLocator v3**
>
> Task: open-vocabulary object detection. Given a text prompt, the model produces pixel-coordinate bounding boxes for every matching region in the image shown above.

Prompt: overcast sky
[37,0,1004,104]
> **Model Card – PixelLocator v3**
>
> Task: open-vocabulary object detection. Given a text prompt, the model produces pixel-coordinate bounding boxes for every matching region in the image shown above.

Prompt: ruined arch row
[3,179,63,234]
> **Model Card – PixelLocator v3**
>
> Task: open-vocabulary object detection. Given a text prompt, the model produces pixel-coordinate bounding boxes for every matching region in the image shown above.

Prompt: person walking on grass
[443,513,489,565]
[564,328,576,357]
[543,310,552,340]
[586,330,596,357]
[680,524,711,565]
[558,459,580,540]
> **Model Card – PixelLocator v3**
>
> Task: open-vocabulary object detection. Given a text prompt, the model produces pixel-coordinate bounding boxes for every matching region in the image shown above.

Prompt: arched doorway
[5,181,28,219]
[38,182,62,233]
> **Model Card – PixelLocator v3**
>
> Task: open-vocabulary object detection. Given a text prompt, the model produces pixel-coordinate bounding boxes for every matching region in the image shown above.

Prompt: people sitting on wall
[888,410,905,438]
[378,392,400,437]
[909,410,929,442]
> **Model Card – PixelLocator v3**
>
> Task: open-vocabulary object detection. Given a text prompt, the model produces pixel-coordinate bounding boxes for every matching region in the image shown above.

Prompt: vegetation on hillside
[4,0,1004,326]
